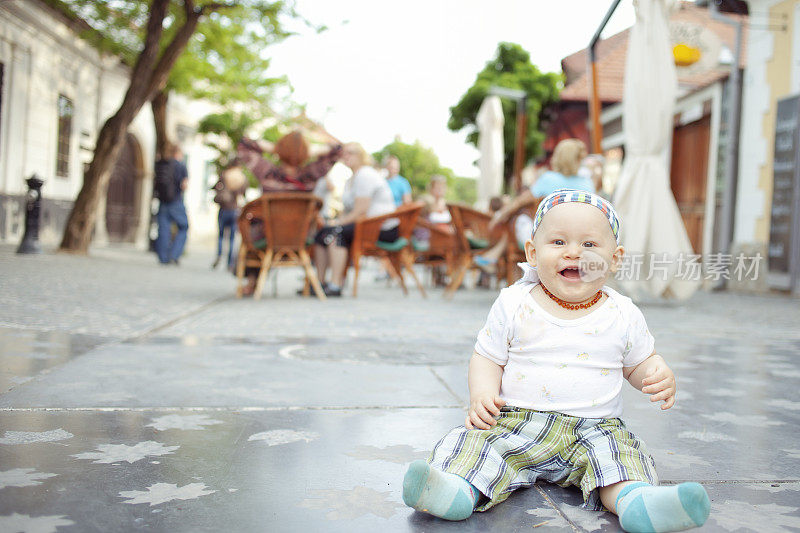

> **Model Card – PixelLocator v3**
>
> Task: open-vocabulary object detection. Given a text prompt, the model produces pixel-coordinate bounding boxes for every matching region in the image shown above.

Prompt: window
[56,94,73,178]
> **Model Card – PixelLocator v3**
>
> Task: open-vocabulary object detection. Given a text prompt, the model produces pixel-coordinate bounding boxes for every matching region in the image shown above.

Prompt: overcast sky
[268,1,637,177]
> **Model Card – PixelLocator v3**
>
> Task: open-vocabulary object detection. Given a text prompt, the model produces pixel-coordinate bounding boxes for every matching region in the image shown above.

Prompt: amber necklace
[541,284,604,310]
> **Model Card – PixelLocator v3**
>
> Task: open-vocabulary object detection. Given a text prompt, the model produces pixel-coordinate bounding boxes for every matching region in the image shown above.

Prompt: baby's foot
[402,460,479,521]
[616,481,710,532]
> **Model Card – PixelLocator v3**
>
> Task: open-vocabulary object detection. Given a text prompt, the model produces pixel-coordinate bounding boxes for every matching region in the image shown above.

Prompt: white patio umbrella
[613,0,699,300]
[476,95,504,210]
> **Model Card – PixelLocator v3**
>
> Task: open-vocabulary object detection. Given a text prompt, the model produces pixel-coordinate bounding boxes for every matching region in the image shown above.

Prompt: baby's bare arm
[466,352,506,429]
[623,352,677,410]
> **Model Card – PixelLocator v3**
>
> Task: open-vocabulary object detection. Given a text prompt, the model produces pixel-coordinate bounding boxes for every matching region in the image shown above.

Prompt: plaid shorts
[428,407,657,511]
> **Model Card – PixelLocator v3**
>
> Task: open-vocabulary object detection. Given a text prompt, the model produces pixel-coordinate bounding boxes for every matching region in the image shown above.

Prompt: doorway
[670,115,711,254]
[106,133,143,242]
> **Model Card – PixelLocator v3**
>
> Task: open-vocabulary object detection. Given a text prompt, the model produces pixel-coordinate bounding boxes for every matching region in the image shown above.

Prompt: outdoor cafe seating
[235,192,326,300]
[412,218,457,288]
[498,196,541,286]
[349,202,426,298]
[444,203,493,297]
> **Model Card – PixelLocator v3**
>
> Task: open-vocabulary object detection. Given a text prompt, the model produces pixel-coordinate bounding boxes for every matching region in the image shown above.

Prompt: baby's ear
[524,240,537,267]
[608,245,625,273]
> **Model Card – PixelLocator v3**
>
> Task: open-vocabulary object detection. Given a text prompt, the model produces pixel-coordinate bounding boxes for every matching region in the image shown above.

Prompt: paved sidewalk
[0,243,799,532]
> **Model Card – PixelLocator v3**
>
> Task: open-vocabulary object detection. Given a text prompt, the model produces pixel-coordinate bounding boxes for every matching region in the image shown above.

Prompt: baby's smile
[558,266,583,281]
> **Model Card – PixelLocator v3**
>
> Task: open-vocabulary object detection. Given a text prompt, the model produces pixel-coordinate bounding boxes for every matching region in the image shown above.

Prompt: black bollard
[16,175,44,254]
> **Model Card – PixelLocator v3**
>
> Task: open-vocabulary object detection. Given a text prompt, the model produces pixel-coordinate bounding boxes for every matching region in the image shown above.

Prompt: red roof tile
[559,2,748,103]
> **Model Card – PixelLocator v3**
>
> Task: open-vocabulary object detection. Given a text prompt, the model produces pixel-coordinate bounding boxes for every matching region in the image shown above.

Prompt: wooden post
[589,59,603,154]
[513,98,528,194]
[587,0,622,155]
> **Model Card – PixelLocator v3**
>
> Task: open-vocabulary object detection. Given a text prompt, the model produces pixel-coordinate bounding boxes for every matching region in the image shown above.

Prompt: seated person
[237,131,342,193]
[313,143,399,297]
[235,131,343,296]
[477,138,594,270]
[422,174,453,230]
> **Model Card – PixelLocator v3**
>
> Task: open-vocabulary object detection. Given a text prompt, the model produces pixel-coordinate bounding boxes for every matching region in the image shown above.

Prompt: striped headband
[532,189,621,244]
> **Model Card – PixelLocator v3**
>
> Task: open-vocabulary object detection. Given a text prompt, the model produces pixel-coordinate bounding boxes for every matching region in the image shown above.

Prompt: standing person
[313,143,399,297]
[385,155,412,206]
[402,190,710,532]
[154,144,189,265]
[211,165,247,270]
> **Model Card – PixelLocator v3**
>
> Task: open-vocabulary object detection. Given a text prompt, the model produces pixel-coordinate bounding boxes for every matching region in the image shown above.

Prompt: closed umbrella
[613,0,699,300]
[477,95,504,210]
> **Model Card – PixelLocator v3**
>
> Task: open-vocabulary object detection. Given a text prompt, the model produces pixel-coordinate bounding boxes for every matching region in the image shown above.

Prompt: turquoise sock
[402,460,480,521]
[616,481,711,533]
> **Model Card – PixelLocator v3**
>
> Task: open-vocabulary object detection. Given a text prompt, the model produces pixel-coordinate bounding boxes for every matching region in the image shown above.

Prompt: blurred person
[211,165,248,270]
[236,131,342,194]
[481,138,594,266]
[578,154,606,197]
[421,174,452,228]
[313,143,399,297]
[385,155,412,206]
[417,175,454,287]
[154,143,189,265]
[236,131,342,296]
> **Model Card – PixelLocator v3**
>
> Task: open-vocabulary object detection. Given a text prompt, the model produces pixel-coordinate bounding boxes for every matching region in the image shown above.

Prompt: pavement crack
[534,484,581,532]
[428,366,465,406]
[127,294,233,341]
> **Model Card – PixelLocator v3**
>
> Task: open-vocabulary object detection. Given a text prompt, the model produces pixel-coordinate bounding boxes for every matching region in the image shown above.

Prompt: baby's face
[525,202,623,303]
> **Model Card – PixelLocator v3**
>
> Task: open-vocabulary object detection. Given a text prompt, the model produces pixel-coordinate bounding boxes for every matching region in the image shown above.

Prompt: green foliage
[372,140,455,197]
[448,42,562,183]
[168,2,295,113]
[197,111,258,169]
[447,177,477,205]
[48,0,299,115]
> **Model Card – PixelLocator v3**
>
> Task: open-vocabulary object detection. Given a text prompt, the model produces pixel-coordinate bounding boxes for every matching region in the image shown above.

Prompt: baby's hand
[641,362,677,410]
[465,394,506,430]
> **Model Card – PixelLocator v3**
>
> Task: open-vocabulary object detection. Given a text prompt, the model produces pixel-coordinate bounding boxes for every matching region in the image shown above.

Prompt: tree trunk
[59,0,202,254]
[152,90,170,160]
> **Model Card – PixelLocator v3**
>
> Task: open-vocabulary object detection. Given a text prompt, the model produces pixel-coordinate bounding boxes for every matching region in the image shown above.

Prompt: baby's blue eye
[583,242,595,248]
[553,239,565,245]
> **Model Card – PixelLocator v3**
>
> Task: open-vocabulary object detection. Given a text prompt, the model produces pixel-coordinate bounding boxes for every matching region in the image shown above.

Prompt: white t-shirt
[474,283,654,419]
[342,167,398,229]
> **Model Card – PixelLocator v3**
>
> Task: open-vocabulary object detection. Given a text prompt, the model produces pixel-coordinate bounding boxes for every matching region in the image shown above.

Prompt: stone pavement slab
[1,244,800,531]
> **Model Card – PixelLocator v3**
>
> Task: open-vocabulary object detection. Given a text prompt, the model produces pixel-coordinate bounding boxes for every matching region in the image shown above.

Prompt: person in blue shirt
[476,139,594,272]
[385,155,412,206]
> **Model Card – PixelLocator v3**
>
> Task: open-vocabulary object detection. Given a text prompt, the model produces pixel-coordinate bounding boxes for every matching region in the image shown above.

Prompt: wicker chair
[412,218,458,287]
[444,203,492,297]
[235,193,325,300]
[499,196,541,286]
[350,202,426,298]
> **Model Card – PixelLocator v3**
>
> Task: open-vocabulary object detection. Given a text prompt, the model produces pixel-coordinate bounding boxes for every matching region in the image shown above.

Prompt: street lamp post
[489,86,528,194]
[17,175,45,254]
[588,0,622,154]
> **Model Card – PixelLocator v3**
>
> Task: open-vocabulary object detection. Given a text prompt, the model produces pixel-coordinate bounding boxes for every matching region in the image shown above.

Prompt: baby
[403,190,710,532]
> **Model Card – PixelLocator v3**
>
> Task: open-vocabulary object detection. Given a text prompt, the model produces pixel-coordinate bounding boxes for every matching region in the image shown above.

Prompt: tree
[448,42,562,189]
[197,111,286,188]
[151,3,296,157]
[53,0,294,253]
[373,139,454,197]
[448,177,477,205]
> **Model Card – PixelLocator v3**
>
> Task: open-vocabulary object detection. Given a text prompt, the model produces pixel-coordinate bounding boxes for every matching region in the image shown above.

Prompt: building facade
[0,0,220,251]
[734,0,800,294]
